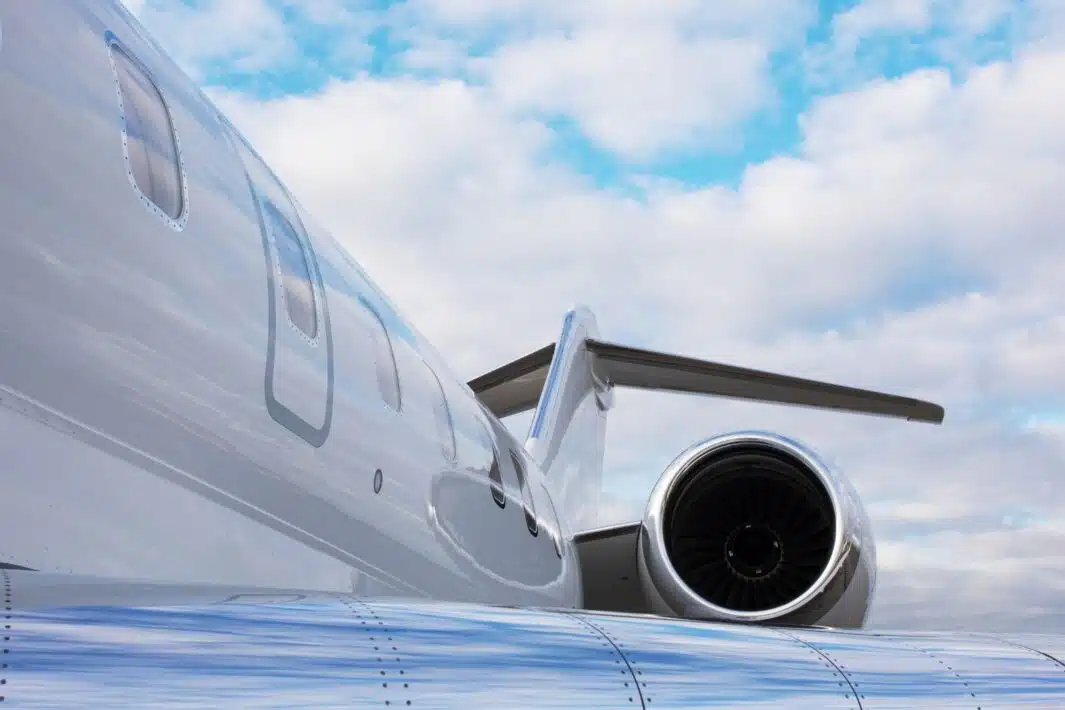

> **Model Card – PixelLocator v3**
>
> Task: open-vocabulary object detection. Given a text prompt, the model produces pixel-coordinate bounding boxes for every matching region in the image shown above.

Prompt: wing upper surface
[4,571,1063,708]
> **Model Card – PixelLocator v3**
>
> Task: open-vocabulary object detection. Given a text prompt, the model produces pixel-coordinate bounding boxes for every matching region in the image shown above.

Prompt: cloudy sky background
[122,0,1065,632]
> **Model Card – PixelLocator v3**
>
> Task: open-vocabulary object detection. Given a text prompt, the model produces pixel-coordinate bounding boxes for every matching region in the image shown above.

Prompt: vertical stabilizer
[525,307,613,532]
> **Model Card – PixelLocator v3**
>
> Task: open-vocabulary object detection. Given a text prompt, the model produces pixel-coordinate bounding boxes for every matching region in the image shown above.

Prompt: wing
[6,571,1065,708]
[469,337,943,423]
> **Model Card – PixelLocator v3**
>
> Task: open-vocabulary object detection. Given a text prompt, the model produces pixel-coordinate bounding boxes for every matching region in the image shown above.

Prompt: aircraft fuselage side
[0,1,578,608]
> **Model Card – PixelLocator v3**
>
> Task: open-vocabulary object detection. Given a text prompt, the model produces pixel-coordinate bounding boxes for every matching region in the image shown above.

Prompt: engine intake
[665,445,834,612]
[638,432,874,627]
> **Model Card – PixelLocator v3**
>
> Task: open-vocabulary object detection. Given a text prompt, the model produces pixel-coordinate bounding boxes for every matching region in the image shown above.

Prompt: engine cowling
[637,431,875,628]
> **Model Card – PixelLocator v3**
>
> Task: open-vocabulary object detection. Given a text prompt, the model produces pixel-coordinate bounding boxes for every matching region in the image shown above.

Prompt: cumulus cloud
[124,0,374,85]
[386,0,816,159]
[127,0,298,78]
[121,0,1065,631]
[804,0,1021,87]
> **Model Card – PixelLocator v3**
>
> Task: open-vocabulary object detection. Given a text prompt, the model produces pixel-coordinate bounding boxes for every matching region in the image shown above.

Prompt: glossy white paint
[0,0,575,608]
[526,306,612,533]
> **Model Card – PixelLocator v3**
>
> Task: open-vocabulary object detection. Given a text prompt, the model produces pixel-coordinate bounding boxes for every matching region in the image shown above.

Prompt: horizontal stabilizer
[468,343,556,419]
[469,339,944,424]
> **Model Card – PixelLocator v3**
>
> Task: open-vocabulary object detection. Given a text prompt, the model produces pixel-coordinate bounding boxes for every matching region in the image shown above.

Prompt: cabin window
[261,199,318,340]
[226,127,335,447]
[541,484,563,558]
[488,454,506,508]
[479,423,506,509]
[365,304,401,411]
[510,450,538,536]
[108,39,185,222]
[427,365,456,461]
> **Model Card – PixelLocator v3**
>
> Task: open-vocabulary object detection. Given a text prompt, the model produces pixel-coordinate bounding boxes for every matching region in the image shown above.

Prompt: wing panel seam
[335,596,415,707]
[900,640,980,709]
[985,634,1065,673]
[565,613,646,710]
[771,630,863,710]
[2,570,11,704]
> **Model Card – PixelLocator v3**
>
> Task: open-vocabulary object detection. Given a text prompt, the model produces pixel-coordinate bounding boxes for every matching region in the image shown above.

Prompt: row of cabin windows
[497,423,563,557]
[107,35,459,461]
[112,34,323,348]
[479,421,548,545]
[111,35,559,551]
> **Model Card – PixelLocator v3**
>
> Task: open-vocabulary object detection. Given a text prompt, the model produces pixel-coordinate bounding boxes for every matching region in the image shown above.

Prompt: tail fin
[467,306,944,530]
[468,307,611,530]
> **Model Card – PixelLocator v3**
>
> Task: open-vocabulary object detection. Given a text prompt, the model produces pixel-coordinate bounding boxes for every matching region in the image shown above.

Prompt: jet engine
[637,431,875,628]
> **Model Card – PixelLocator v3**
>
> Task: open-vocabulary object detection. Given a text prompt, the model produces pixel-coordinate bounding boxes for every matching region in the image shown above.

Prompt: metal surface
[0,0,576,608]
[526,307,612,533]
[466,335,944,425]
[575,522,649,614]
[468,343,556,418]
[586,340,944,424]
[638,432,874,628]
[4,572,1065,708]
[786,627,1065,708]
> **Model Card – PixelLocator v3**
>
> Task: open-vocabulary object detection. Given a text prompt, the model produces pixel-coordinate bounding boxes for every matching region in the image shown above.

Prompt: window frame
[105,31,188,230]
[260,198,321,343]
[362,301,402,412]
[509,450,539,537]
[479,422,506,509]
[541,484,564,558]
[224,123,335,449]
[426,364,457,462]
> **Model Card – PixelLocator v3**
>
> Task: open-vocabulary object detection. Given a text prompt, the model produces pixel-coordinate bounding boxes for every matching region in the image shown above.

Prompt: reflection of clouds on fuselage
[262,198,318,340]
[317,250,417,347]
[427,466,566,594]
[0,3,506,599]
[0,2,584,610]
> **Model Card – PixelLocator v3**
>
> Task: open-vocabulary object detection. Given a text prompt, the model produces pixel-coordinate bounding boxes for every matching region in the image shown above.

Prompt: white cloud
[806,0,1021,86]
[396,0,814,41]
[389,0,816,159]
[124,0,297,79]
[209,47,1065,354]
[480,30,771,160]
[125,1,1065,631]
[1029,0,1065,47]
[949,0,1015,36]
[825,0,1010,56]
[833,0,937,51]
[121,0,373,82]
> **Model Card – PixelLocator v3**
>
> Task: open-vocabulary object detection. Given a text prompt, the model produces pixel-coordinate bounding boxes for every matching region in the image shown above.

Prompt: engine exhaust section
[637,432,875,628]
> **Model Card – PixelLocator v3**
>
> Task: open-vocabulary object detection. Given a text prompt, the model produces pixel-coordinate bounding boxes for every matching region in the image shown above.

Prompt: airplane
[0,2,1062,707]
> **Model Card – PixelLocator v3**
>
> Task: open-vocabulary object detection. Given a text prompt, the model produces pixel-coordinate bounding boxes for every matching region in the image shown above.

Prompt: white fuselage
[0,1,579,608]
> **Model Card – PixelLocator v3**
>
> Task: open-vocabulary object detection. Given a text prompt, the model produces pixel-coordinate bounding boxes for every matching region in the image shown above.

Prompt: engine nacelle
[637,431,875,628]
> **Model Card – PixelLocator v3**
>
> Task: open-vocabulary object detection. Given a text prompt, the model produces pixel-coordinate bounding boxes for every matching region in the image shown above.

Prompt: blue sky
[126,0,1065,631]
[165,0,1026,191]
[144,0,1047,340]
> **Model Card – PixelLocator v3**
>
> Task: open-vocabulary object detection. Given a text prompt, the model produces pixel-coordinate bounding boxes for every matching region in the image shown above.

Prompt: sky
[120,0,1065,633]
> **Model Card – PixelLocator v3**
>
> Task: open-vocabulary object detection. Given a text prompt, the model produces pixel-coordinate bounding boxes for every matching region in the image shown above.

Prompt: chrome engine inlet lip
[639,430,845,623]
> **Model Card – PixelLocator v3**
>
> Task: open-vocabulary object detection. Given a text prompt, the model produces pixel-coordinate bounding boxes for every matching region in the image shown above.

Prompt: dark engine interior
[664,444,836,612]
